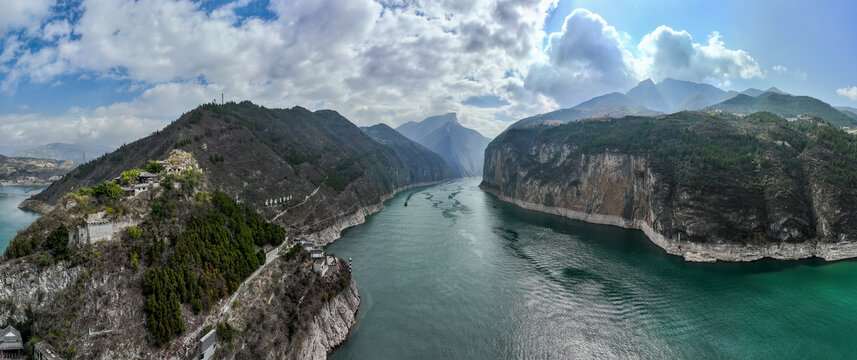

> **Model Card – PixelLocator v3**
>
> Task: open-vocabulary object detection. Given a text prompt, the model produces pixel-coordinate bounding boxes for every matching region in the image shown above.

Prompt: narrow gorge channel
[328,178,857,359]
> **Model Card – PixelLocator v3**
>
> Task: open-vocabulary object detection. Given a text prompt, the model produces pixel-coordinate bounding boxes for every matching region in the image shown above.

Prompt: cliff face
[483,112,857,262]
[216,255,359,360]
[298,279,360,359]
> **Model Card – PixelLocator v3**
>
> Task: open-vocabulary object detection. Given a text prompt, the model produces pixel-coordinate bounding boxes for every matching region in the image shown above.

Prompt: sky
[1,0,856,154]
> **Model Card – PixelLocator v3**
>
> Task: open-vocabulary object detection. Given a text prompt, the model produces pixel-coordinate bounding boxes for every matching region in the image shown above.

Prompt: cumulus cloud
[524,11,761,108]
[0,0,54,35]
[0,2,768,146]
[636,27,762,83]
[838,86,857,102]
[772,64,787,73]
[524,9,636,107]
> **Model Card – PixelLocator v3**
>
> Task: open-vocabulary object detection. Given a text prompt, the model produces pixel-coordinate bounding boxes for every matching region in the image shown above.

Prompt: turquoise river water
[0,186,43,253]
[328,178,857,359]
[0,180,854,358]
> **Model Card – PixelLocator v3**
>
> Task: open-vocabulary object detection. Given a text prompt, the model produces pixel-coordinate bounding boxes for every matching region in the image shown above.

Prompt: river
[328,178,857,359]
[0,186,44,253]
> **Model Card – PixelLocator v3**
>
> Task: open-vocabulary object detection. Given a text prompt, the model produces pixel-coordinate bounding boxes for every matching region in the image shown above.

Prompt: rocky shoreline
[309,180,445,246]
[298,279,361,359]
[481,185,857,263]
[295,180,443,357]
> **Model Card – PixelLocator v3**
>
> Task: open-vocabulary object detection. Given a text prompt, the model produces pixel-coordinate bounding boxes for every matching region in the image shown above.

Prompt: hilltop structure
[0,326,23,359]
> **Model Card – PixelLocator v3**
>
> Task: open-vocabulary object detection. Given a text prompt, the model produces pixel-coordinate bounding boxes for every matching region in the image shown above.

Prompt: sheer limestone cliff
[482,112,857,262]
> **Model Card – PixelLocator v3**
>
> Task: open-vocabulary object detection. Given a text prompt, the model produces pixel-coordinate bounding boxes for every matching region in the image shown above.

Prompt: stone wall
[71,217,141,246]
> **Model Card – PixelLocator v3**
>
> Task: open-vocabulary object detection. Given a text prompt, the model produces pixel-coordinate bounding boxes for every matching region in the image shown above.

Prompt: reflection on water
[328,178,857,359]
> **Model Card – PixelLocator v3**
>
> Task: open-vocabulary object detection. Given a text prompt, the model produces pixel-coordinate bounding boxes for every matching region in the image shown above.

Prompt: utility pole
[221,93,224,105]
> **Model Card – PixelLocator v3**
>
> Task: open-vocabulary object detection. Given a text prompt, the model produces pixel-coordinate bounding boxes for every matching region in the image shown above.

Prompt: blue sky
[0,0,855,153]
[546,0,857,102]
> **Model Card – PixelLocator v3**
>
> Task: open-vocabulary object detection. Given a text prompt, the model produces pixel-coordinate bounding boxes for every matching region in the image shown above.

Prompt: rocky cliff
[1,101,453,359]
[483,111,857,262]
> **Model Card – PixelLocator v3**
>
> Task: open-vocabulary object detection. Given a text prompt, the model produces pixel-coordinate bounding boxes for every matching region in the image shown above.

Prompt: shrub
[120,169,142,185]
[144,160,165,173]
[45,224,70,260]
[127,226,143,240]
[91,182,123,200]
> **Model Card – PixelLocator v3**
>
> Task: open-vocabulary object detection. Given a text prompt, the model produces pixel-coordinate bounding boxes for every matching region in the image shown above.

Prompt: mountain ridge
[395,113,491,177]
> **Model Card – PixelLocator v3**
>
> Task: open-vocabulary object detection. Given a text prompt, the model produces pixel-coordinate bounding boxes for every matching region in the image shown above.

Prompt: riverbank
[480,185,857,262]
[307,180,446,246]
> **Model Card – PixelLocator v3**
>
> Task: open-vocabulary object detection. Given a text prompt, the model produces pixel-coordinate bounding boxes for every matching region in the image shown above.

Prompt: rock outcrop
[298,280,360,359]
[483,112,857,262]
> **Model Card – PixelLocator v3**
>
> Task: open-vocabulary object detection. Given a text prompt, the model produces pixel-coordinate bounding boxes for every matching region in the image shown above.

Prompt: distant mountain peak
[625,78,733,113]
[765,87,788,95]
[395,113,490,177]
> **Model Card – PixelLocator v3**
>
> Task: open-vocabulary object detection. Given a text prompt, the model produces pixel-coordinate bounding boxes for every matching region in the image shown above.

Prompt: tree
[144,160,165,173]
[120,169,142,185]
[45,224,70,260]
[91,182,123,200]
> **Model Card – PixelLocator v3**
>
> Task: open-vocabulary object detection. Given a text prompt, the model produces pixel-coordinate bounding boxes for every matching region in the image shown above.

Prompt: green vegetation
[75,182,123,201]
[324,159,364,192]
[6,233,41,259]
[141,190,284,345]
[120,169,141,185]
[144,160,165,173]
[524,110,857,196]
[174,139,192,148]
[45,225,70,261]
[711,93,857,128]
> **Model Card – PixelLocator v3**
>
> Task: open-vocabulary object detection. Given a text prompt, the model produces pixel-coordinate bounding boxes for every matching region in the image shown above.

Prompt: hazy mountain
[765,87,789,95]
[835,106,857,121]
[625,78,735,113]
[360,123,455,179]
[510,92,661,129]
[0,154,75,185]
[396,113,491,177]
[740,88,765,97]
[708,92,857,127]
[14,142,114,163]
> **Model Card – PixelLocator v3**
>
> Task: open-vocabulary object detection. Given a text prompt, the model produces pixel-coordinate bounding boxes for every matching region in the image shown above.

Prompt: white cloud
[837,86,857,102]
[772,64,787,73]
[636,27,763,83]
[0,111,166,151]
[0,0,54,35]
[524,9,636,107]
[1,2,768,145]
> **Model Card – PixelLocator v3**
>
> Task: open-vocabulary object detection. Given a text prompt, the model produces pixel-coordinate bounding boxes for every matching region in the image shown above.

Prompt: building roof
[138,171,158,178]
[34,341,63,360]
[0,326,22,350]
